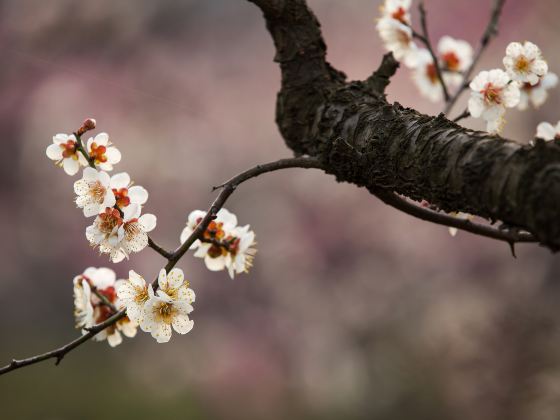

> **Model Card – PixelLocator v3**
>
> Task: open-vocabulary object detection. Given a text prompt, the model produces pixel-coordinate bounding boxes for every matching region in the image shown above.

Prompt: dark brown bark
[250,0,560,252]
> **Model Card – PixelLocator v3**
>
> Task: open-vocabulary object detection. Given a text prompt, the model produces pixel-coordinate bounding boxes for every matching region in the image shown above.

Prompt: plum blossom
[140,268,195,343]
[180,208,238,249]
[380,0,411,24]
[412,49,445,102]
[116,270,154,325]
[74,168,116,217]
[224,224,257,279]
[89,204,157,263]
[503,42,548,86]
[156,268,195,303]
[46,133,88,175]
[86,133,121,171]
[109,172,149,210]
[183,208,257,279]
[72,267,138,347]
[468,69,520,133]
[86,207,123,253]
[535,121,560,141]
[518,72,558,110]
[376,17,418,67]
[437,36,472,89]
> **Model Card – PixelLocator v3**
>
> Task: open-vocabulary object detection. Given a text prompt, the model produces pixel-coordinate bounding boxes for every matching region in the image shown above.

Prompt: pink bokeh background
[1,1,559,419]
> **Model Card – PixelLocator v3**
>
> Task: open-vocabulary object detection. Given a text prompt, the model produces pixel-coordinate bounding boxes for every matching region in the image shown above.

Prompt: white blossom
[90,204,156,263]
[140,268,195,343]
[86,132,121,171]
[376,17,418,67]
[503,41,548,86]
[468,69,520,133]
[74,167,116,217]
[116,270,154,325]
[46,133,88,176]
[185,209,257,279]
[224,225,257,279]
[437,36,473,74]
[380,0,411,24]
[536,121,560,141]
[180,208,238,253]
[72,267,137,347]
[156,268,195,303]
[518,72,558,110]
[109,172,149,210]
[412,49,445,102]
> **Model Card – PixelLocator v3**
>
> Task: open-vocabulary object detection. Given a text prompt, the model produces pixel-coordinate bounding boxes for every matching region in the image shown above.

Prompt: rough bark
[250,0,560,252]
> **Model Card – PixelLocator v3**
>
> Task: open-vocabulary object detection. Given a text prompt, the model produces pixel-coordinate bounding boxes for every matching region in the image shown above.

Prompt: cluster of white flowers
[46,121,157,262]
[375,2,556,137]
[73,267,137,347]
[116,269,195,343]
[50,120,259,347]
[376,1,474,102]
[376,0,417,67]
[180,208,257,279]
[468,42,551,133]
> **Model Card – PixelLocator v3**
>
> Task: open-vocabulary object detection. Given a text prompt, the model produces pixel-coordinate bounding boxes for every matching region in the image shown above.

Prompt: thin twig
[90,287,118,313]
[0,156,324,377]
[444,0,507,114]
[147,237,173,259]
[453,109,471,123]
[371,188,537,245]
[412,2,450,102]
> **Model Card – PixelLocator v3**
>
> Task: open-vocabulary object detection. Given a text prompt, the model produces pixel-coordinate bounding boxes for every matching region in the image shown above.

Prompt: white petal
[523,41,540,60]
[152,322,172,343]
[107,330,123,347]
[46,143,63,160]
[158,269,168,291]
[172,314,194,335]
[506,42,523,57]
[105,147,121,165]
[204,255,227,271]
[467,96,484,118]
[110,172,130,189]
[128,186,148,205]
[53,133,70,145]
[63,158,80,175]
[536,122,556,140]
[166,268,184,289]
[123,203,140,221]
[138,214,157,232]
[94,132,109,146]
[129,270,146,288]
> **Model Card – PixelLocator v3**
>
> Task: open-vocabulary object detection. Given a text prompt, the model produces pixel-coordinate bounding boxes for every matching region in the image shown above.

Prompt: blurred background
[1,0,559,419]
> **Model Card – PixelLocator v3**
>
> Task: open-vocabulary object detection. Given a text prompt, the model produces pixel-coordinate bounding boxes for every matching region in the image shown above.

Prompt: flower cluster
[468,42,551,133]
[180,208,257,279]
[46,119,157,262]
[117,269,195,343]
[376,1,473,102]
[73,267,137,347]
[375,1,556,137]
[50,120,258,348]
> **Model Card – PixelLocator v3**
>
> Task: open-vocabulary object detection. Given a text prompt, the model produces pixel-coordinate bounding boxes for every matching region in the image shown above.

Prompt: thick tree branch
[0,157,324,376]
[249,0,560,252]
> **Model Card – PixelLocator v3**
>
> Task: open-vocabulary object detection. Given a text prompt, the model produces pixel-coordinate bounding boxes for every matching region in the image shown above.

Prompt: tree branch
[444,0,507,114]
[0,157,324,377]
[370,187,536,245]
[249,0,560,252]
